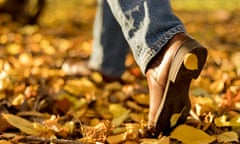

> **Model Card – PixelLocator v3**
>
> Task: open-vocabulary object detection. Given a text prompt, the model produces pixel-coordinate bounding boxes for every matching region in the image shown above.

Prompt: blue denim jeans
[89,0,186,77]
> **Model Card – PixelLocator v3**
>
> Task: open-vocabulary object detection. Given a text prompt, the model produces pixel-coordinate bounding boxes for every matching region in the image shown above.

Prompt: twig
[19,136,92,144]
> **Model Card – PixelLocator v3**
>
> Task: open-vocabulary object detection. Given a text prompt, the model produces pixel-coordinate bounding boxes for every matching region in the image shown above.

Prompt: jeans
[89,0,186,77]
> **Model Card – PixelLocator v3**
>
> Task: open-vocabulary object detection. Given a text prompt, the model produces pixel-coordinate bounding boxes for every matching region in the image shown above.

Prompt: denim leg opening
[106,0,187,76]
[141,25,186,74]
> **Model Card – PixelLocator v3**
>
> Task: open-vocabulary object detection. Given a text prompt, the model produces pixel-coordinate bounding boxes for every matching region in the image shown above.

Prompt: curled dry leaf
[107,123,139,144]
[216,131,239,143]
[82,120,111,143]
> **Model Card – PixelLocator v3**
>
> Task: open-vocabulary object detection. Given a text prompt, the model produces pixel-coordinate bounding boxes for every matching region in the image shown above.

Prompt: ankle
[146,33,189,72]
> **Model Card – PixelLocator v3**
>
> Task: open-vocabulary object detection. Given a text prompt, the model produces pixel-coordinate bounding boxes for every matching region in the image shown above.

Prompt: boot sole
[153,38,208,136]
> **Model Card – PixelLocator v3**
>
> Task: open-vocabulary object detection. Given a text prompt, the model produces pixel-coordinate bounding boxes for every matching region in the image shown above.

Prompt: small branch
[19,136,90,144]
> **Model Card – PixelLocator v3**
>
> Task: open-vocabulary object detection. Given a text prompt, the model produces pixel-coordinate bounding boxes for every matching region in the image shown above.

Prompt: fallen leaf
[90,72,103,83]
[216,131,239,143]
[83,120,111,143]
[209,80,225,94]
[140,136,170,144]
[64,78,97,96]
[109,104,128,118]
[214,115,230,127]
[170,124,216,144]
[105,82,122,91]
[125,123,139,140]
[229,115,240,127]
[107,133,126,144]
[3,114,41,135]
[0,140,13,144]
[112,110,130,127]
[6,43,22,55]
[132,94,149,105]
[215,115,240,127]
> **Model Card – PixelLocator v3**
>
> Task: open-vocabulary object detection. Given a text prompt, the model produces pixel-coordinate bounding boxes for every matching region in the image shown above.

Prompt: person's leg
[106,0,207,136]
[106,0,186,73]
[89,0,129,78]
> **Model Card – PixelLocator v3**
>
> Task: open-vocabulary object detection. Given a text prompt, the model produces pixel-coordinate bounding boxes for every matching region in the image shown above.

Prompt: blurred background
[1,0,240,51]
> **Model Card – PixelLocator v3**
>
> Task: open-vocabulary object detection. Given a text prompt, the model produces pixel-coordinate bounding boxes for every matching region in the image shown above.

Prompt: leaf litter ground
[1,2,240,144]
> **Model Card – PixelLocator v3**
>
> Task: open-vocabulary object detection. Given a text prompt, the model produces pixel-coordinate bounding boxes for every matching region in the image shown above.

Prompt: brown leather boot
[145,33,207,136]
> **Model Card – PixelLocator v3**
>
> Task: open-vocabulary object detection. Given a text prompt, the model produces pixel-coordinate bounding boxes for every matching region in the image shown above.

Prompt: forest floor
[1,1,240,143]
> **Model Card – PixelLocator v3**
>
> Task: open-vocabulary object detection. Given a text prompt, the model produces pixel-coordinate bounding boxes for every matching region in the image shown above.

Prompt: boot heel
[169,39,207,82]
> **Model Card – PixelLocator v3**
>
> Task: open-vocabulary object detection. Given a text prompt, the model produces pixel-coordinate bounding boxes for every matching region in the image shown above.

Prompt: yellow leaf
[6,43,22,55]
[140,136,170,144]
[132,94,149,105]
[107,133,126,144]
[0,140,13,144]
[214,115,230,127]
[105,82,122,91]
[109,104,128,118]
[216,131,239,143]
[209,80,225,94]
[3,114,41,135]
[215,115,240,127]
[112,110,130,127]
[64,78,97,96]
[170,124,216,144]
[184,53,198,70]
[125,123,139,140]
[107,124,140,143]
[229,115,240,127]
[90,72,103,83]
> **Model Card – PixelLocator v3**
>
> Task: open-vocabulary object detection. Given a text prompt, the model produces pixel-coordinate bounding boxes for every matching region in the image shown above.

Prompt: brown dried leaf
[83,120,111,143]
